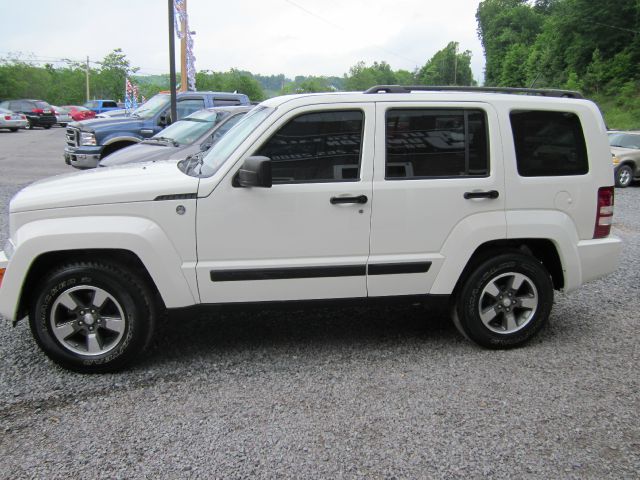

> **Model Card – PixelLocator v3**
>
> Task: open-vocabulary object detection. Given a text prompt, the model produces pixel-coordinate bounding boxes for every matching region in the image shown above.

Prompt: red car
[61,105,96,122]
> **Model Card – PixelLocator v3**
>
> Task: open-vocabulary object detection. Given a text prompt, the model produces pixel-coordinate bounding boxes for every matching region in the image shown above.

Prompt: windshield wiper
[148,136,179,147]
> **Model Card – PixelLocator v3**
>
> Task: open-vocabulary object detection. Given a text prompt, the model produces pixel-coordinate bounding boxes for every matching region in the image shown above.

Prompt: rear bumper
[576,236,623,286]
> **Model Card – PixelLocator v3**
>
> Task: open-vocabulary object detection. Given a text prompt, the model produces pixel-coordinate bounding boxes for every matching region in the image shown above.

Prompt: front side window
[385,109,489,179]
[510,110,588,177]
[256,110,364,184]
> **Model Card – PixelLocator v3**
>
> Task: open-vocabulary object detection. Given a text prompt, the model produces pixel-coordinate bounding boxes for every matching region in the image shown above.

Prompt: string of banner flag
[174,0,196,91]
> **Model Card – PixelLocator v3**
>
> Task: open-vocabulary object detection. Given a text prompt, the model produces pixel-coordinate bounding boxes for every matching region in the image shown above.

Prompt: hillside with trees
[477,0,640,128]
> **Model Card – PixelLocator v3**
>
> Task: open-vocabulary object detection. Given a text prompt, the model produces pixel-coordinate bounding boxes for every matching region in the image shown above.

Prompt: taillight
[32,108,43,114]
[594,186,614,238]
[4,115,10,120]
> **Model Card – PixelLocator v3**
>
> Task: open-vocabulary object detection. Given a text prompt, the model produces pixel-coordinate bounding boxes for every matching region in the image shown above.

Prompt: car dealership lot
[0,128,638,478]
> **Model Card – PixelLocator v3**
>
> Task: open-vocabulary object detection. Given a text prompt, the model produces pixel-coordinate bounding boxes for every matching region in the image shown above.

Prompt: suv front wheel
[29,260,157,373]
[453,253,553,348]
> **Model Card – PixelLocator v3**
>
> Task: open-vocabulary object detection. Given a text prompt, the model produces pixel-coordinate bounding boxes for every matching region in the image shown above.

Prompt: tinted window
[103,101,118,108]
[257,110,364,184]
[213,99,241,106]
[385,109,489,179]
[510,110,588,177]
[176,99,205,120]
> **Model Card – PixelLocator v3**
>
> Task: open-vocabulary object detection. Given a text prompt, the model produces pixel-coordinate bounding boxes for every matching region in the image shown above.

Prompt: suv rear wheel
[453,252,553,348]
[29,261,157,373]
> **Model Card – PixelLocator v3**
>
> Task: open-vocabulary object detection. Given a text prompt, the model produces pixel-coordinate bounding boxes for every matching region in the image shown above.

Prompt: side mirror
[236,156,272,188]
[159,112,172,127]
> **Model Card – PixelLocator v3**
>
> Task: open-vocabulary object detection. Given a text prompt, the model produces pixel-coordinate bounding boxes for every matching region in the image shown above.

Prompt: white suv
[0,86,622,372]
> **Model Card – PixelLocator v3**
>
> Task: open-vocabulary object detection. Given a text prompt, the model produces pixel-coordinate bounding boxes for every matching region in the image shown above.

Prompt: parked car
[608,130,640,187]
[52,106,73,127]
[99,106,252,167]
[0,99,56,129]
[0,86,622,372]
[0,107,28,132]
[84,99,120,114]
[62,105,96,122]
[64,91,251,169]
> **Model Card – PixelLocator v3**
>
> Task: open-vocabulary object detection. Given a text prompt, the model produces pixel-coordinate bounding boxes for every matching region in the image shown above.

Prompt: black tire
[44,125,52,129]
[29,261,158,373]
[25,121,33,130]
[9,128,18,132]
[453,252,553,349]
[60,123,67,128]
[615,164,633,188]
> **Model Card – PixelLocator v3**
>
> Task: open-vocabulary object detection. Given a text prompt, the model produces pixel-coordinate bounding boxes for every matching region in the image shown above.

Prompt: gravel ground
[0,129,638,479]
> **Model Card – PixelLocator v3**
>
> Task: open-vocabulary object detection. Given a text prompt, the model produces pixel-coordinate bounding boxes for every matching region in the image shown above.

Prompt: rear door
[368,101,506,296]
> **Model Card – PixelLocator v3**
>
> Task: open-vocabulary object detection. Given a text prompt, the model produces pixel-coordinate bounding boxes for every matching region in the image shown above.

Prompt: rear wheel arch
[453,239,563,298]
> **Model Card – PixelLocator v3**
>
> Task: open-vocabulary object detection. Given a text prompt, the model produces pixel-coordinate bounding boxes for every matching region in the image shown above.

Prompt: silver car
[99,105,252,167]
[52,106,73,127]
[609,131,640,187]
[0,107,28,132]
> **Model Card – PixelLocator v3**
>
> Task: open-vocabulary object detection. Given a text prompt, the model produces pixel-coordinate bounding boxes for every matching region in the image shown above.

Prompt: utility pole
[179,0,188,92]
[168,0,177,122]
[85,56,90,102]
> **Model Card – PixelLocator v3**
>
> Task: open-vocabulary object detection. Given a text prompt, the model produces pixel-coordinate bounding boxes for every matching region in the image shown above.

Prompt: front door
[195,103,375,303]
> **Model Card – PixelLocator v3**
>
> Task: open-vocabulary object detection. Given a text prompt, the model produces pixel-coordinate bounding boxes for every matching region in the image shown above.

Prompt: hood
[11,161,199,213]
[74,117,143,131]
[99,142,192,167]
[611,146,640,159]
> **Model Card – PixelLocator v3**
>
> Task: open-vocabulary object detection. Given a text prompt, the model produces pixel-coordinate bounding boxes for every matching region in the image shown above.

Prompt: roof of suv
[262,85,588,110]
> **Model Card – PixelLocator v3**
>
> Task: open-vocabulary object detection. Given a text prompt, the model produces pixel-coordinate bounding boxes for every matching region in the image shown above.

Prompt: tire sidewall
[458,255,553,348]
[30,264,152,372]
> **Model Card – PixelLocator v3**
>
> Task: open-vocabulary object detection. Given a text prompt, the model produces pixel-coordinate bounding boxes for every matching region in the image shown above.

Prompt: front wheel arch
[18,249,163,322]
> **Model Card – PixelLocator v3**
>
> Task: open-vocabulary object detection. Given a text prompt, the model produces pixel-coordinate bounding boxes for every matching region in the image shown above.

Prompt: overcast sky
[1,0,485,83]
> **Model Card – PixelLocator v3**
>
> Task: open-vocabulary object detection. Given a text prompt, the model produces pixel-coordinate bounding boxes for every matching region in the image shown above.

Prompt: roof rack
[363,85,584,99]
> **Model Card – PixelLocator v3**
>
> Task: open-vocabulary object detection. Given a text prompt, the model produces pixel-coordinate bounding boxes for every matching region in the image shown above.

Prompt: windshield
[150,111,228,145]
[609,133,640,149]
[131,94,169,119]
[199,106,274,177]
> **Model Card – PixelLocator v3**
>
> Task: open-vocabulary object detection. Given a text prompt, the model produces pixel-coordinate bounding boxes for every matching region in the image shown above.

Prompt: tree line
[0,40,475,106]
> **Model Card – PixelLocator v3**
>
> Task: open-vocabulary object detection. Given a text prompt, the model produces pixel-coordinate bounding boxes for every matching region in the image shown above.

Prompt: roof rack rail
[363,85,584,99]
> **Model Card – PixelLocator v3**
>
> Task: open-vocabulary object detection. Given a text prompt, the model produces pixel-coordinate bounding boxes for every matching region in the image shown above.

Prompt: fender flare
[0,216,197,321]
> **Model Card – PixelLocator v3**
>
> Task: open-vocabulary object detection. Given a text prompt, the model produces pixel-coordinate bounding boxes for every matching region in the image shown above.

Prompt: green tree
[416,42,475,86]
[343,61,399,90]
[92,48,138,101]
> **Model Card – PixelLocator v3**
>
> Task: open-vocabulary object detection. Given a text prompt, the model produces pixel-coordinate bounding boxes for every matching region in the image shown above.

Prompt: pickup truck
[66,91,251,168]
[84,100,120,114]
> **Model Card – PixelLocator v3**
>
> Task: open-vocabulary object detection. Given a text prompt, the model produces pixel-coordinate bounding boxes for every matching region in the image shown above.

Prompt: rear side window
[510,110,588,177]
[385,109,489,179]
[257,110,364,184]
[103,101,118,108]
[213,99,242,106]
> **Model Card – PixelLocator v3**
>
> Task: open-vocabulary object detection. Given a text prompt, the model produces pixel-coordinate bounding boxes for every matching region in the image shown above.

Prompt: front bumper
[64,146,102,169]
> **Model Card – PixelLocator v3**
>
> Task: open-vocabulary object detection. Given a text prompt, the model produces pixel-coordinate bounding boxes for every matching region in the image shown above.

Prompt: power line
[283,0,421,68]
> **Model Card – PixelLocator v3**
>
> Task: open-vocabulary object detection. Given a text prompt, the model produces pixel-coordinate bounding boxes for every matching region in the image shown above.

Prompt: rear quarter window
[510,110,588,177]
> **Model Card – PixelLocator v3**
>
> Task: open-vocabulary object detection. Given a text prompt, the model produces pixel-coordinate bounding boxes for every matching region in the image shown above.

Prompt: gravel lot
[0,128,638,479]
